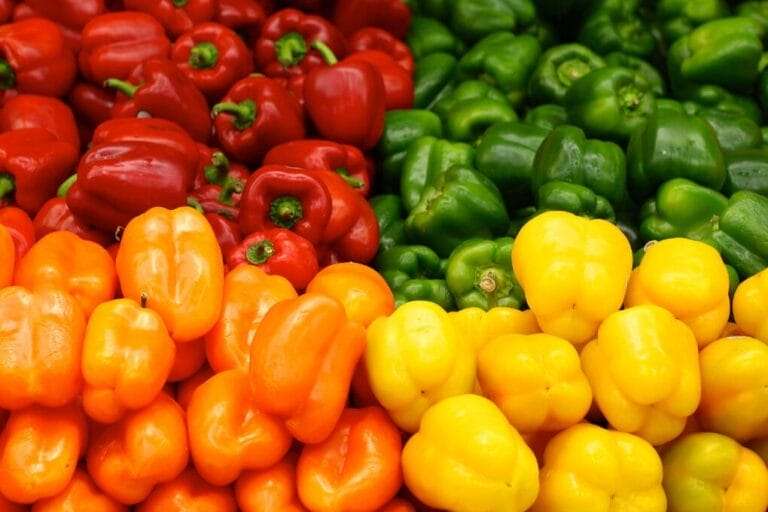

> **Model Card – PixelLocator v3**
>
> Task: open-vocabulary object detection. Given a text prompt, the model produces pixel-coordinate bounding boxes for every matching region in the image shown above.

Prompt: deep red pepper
[105,57,212,143]
[11,4,81,51]
[349,27,414,75]
[328,191,379,263]
[333,0,411,40]
[0,94,80,149]
[0,0,13,23]
[304,42,385,150]
[33,198,113,247]
[189,147,250,219]
[68,82,115,128]
[171,22,254,100]
[66,118,200,233]
[22,0,104,30]
[264,139,371,196]
[216,0,270,35]
[346,50,413,110]
[123,0,217,37]
[239,164,331,245]
[204,211,242,258]
[0,206,35,260]
[0,18,77,99]
[212,75,305,165]
[227,227,318,289]
[314,169,360,244]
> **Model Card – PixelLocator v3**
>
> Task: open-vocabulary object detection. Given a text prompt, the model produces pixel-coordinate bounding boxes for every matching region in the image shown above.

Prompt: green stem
[189,42,219,69]
[218,177,244,206]
[103,78,140,97]
[0,173,14,200]
[187,196,204,213]
[312,40,338,66]
[211,99,257,130]
[0,59,15,90]
[172,0,188,6]
[335,167,363,189]
[246,240,275,265]
[57,174,77,198]
[269,196,303,229]
[275,32,308,68]
[204,151,230,185]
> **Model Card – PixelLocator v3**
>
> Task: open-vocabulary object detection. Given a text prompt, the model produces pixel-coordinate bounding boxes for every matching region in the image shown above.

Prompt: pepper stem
[478,270,498,294]
[218,176,244,206]
[275,32,308,68]
[211,99,257,130]
[187,196,204,213]
[0,59,15,90]
[57,174,77,198]
[246,240,275,265]
[204,151,230,185]
[0,173,14,200]
[172,0,188,6]
[335,167,364,189]
[269,196,303,229]
[103,78,140,97]
[189,42,219,69]
[312,41,338,66]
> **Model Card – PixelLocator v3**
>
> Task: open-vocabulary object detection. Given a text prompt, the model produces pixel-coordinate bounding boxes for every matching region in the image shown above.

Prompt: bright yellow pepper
[532,423,666,512]
[581,305,700,445]
[663,432,768,512]
[477,333,591,433]
[402,394,538,512]
[733,268,768,342]
[448,306,539,354]
[512,211,632,347]
[625,238,730,347]
[699,336,768,442]
[365,301,475,433]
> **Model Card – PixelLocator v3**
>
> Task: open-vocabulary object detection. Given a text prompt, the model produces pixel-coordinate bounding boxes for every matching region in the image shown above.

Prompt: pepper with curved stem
[211,99,256,130]
[189,42,218,69]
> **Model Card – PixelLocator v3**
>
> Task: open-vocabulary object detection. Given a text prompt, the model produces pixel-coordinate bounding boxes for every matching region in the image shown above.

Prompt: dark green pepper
[680,85,762,124]
[378,109,443,192]
[413,52,457,109]
[697,109,763,153]
[579,5,656,57]
[528,44,606,104]
[604,51,666,95]
[407,16,465,59]
[413,0,450,20]
[445,237,525,310]
[524,104,568,130]
[376,245,455,309]
[534,0,591,20]
[432,80,517,142]
[724,148,768,196]
[712,190,768,277]
[449,0,536,42]
[523,18,557,49]
[656,0,729,43]
[405,165,510,256]
[370,195,407,253]
[536,180,616,220]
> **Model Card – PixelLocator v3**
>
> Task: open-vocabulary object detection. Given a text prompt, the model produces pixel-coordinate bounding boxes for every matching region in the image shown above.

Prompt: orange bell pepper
[235,459,306,512]
[297,406,403,512]
[81,298,176,423]
[0,404,87,504]
[167,338,206,382]
[0,286,85,409]
[14,231,116,316]
[379,499,416,512]
[31,468,127,512]
[249,293,367,443]
[205,265,297,372]
[0,225,13,289]
[176,365,214,410]
[306,262,395,327]
[136,468,237,512]
[187,369,292,486]
[116,206,224,342]
[0,495,24,512]
[0,206,34,261]
[86,393,189,505]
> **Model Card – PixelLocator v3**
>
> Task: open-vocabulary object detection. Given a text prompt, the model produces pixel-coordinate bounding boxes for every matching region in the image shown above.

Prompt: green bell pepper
[400,136,475,212]
[413,52,457,109]
[656,0,729,43]
[763,126,768,144]
[712,190,768,277]
[407,16,465,59]
[724,148,768,196]
[604,51,666,95]
[405,165,510,257]
[579,5,656,57]
[456,32,541,106]
[432,80,517,142]
[564,65,656,143]
[378,109,443,192]
[523,18,557,50]
[736,2,768,41]
[696,109,763,153]
[524,104,568,130]
[528,44,606,104]
[680,85,762,124]
[536,180,616,220]
[376,245,455,310]
[449,0,536,42]
[627,109,725,199]
[445,237,525,310]
[371,195,407,253]
[413,0,450,20]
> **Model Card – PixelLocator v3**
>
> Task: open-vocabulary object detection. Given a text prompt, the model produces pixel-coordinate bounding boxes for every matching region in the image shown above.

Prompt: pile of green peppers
[372,0,768,309]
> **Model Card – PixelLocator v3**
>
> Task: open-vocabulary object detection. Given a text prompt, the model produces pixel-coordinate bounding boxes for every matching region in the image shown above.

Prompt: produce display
[3,0,768,510]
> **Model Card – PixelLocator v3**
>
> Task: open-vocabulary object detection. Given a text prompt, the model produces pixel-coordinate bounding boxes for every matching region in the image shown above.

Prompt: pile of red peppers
[0,0,414,291]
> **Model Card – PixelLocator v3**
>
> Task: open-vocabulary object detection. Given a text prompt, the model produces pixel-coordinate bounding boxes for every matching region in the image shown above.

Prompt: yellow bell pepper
[663,432,768,512]
[699,336,768,442]
[581,305,701,445]
[477,333,592,433]
[366,301,475,433]
[449,306,540,354]
[734,268,768,343]
[512,211,632,347]
[626,238,730,347]
[532,423,666,512]
[402,394,538,512]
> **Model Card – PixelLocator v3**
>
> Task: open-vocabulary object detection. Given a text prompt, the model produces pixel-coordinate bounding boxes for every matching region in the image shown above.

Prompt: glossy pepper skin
[605,51,665,95]
[698,108,763,153]
[724,148,768,196]
[403,394,539,512]
[449,306,540,354]
[235,460,306,512]
[524,104,568,131]
[216,0,268,33]
[579,4,655,57]
[172,22,254,100]
[371,195,406,253]
[377,245,454,310]
[711,191,768,278]
[137,468,237,512]
[0,225,11,289]
[212,75,305,165]
[513,211,632,347]
[535,180,616,220]
[448,0,535,42]
[333,0,411,40]
[412,52,458,109]
[124,0,216,37]
[734,267,768,343]
[529,44,606,104]
[432,80,517,142]
[69,82,115,129]
[346,50,414,111]
[33,197,112,247]
[378,110,443,192]
[407,16,464,60]
[31,468,126,512]
[350,27,414,74]
[657,0,728,42]
[0,206,34,261]
[0,94,79,149]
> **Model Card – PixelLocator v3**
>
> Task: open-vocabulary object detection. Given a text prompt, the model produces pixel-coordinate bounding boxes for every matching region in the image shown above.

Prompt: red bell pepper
[79,12,170,85]
[346,50,413,110]
[264,139,371,196]
[239,164,331,245]
[0,94,80,150]
[123,0,217,37]
[333,0,411,39]
[0,206,35,260]
[349,27,414,75]
[285,0,330,13]
[0,18,77,98]
[14,0,105,50]
[216,0,269,34]
[171,22,254,100]
[0,0,13,23]
[227,228,318,289]
[204,211,242,258]
[304,42,385,150]
[212,75,305,165]
[189,147,250,219]
[105,57,212,143]
[68,83,115,128]
[66,118,199,232]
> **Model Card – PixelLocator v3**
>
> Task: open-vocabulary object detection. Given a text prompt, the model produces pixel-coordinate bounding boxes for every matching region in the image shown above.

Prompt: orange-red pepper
[0,495,23,512]
[0,206,34,261]
[0,224,13,288]
[167,338,207,382]
[31,468,126,512]
[136,468,237,512]
[235,459,306,512]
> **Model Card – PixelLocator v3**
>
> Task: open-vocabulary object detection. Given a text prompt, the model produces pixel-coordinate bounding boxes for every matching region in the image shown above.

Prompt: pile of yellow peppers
[366,211,768,512]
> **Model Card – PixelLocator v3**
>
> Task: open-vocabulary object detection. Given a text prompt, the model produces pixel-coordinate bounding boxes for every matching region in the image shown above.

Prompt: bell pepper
[628,109,725,199]
[116,206,224,343]
[296,407,402,512]
[513,211,633,347]
[0,227,9,288]
[403,394,538,512]
[533,423,665,511]
[33,197,113,247]
[448,0,535,42]
[535,180,616,220]
[478,332,591,433]
[432,80,517,142]
[378,110,443,192]
[198,210,241,255]
[87,393,189,505]
[725,148,768,196]
[333,0,411,39]
[32,469,125,512]
[413,52,457,109]
[699,336,768,441]
[0,286,85,409]
[227,228,319,289]
[0,404,86,504]
[305,42,386,150]
[711,191,768,278]
[457,32,541,106]
[321,196,379,264]
[524,103,568,130]
[682,84,763,124]
[23,0,104,31]
[371,194,406,253]
[345,50,414,110]
[138,468,237,512]
[366,301,475,432]
[579,5,655,57]
[189,149,250,220]
[604,51,666,95]
[699,109,763,153]
[734,268,768,343]
[235,460,306,512]
[350,27,414,74]
[123,0,216,37]
[449,306,540,353]
[0,94,79,149]
[663,432,768,512]
[0,206,33,261]
[376,244,454,310]
[171,22,254,100]
[657,0,729,42]
[187,369,292,486]
[167,338,207,383]
[529,44,606,105]
[212,75,305,165]
[250,293,366,443]
[216,0,268,33]
[69,82,115,128]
